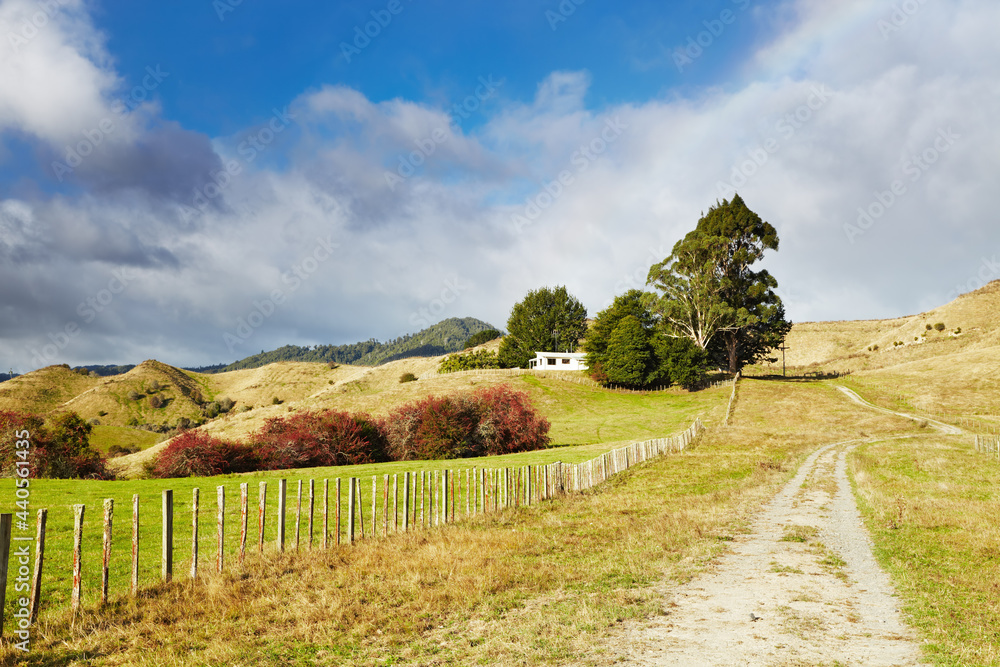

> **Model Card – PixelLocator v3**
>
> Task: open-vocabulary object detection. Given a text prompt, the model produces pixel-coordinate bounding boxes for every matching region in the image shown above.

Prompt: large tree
[647,194,790,374]
[584,289,707,389]
[498,286,588,369]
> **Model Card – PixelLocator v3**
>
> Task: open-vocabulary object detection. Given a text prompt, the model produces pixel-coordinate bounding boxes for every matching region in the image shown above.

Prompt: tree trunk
[725,331,739,375]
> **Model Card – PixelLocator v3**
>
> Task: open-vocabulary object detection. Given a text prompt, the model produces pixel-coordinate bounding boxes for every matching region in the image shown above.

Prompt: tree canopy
[647,194,790,374]
[498,286,588,369]
[584,290,707,389]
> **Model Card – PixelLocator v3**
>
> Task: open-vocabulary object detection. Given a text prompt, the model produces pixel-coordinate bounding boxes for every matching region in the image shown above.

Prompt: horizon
[2,0,998,371]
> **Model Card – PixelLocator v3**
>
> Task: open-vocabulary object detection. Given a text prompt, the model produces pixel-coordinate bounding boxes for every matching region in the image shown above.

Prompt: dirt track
[591,387,941,666]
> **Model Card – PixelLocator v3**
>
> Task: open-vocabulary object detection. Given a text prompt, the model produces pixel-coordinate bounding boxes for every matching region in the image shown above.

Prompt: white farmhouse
[528,351,588,371]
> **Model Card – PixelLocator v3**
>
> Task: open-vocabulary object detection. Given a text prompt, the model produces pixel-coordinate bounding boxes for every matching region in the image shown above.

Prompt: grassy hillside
[199,316,498,372]
[752,281,1000,419]
[0,364,99,414]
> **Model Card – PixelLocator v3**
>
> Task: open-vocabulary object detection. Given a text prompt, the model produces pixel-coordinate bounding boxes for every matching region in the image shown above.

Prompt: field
[2,283,1000,664]
[2,378,927,666]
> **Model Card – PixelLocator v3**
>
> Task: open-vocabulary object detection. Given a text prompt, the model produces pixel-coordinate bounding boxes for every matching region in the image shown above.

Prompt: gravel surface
[595,437,926,666]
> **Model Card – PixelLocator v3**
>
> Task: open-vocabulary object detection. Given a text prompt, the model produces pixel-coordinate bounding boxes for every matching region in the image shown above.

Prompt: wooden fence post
[412,472,418,527]
[72,504,85,615]
[323,479,329,550]
[383,474,390,537]
[420,471,426,528]
[403,471,410,532]
[191,488,199,579]
[294,480,302,552]
[29,509,47,622]
[161,491,172,583]
[101,499,113,605]
[277,479,286,552]
[392,474,398,532]
[450,469,456,522]
[131,495,139,596]
[433,471,440,526]
[336,478,341,545]
[308,480,315,550]
[356,477,365,539]
[258,482,267,554]
[371,476,377,539]
[347,477,355,544]
[216,486,225,574]
[0,514,10,637]
[239,483,248,565]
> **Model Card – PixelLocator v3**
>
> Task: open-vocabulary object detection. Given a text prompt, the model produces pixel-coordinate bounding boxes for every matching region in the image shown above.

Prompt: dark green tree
[585,290,707,389]
[463,329,503,349]
[498,286,587,368]
[602,315,651,386]
[647,194,790,374]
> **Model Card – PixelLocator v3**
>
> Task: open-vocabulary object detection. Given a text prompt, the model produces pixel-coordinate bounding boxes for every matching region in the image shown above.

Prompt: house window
[562,358,570,364]
[547,358,556,365]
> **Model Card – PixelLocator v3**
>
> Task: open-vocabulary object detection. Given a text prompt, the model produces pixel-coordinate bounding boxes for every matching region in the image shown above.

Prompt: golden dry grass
[2,379,923,666]
[850,434,1000,666]
[0,365,99,414]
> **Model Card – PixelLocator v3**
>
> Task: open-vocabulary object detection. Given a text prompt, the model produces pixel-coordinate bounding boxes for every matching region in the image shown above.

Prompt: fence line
[428,367,731,393]
[724,373,740,426]
[0,419,704,633]
[974,435,1000,460]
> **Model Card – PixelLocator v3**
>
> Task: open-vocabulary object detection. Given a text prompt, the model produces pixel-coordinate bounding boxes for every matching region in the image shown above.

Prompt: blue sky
[1,0,998,371]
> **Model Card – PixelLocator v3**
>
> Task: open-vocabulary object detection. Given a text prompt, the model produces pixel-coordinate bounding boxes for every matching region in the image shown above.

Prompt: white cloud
[2,0,1000,369]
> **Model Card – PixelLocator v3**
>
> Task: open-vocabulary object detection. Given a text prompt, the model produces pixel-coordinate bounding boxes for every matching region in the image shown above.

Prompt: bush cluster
[149,385,549,478]
[438,349,502,373]
[0,411,113,479]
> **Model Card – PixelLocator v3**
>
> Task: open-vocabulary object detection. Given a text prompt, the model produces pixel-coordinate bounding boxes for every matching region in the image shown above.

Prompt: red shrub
[252,410,389,469]
[151,430,257,478]
[1,410,113,480]
[381,384,550,460]
[473,384,551,456]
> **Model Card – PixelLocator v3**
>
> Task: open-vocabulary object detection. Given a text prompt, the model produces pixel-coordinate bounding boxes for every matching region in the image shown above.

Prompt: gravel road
[601,436,926,666]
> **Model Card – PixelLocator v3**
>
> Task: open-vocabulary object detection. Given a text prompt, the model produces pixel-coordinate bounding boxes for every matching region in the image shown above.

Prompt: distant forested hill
[191,317,499,373]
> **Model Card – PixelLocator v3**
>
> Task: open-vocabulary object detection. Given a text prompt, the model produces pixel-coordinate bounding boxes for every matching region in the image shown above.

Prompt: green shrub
[399,372,418,383]
[926,324,933,330]
[272,396,283,405]
[218,397,235,413]
[149,395,165,409]
[955,327,962,333]
[127,390,141,401]
[438,349,502,373]
[934,322,946,331]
